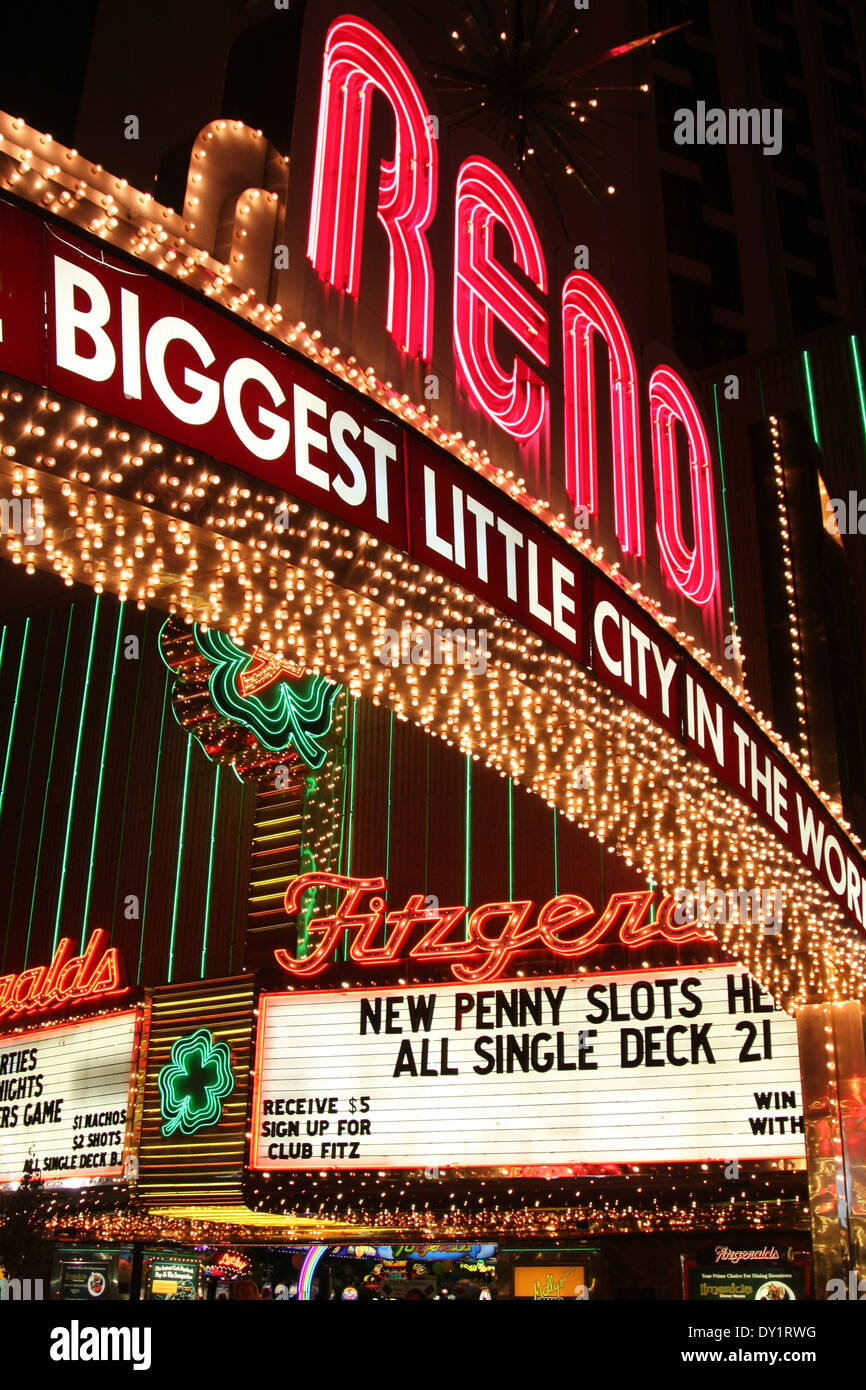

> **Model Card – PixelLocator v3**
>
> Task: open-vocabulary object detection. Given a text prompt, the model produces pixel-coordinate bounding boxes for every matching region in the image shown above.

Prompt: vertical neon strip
[111,609,149,936]
[552,809,559,897]
[464,754,472,912]
[384,710,394,882]
[712,382,738,632]
[298,1246,328,1300]
[81,600,124,946]
[200,762,221,978]
[336,695,350,876]
[802,349,820,447]
[139,672,170,984]
[342,698,359,963]
[53,600,100,952]
[849,335,866,463]
[228,789,246,975]
[22,609,73,967]
[3,614,51,970]
[0,618,29,831]
[507,777,514,899]
[167,734,193,982]
[345,697,358,876]
[423,739,431,898]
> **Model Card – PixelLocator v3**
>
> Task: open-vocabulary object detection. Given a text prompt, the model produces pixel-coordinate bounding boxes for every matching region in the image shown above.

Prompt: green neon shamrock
[158,1028,235,1137]
[194,625,338,769]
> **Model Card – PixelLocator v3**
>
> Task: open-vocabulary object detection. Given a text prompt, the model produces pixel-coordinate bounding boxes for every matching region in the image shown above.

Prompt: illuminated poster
[252,967,804,1169]
[683,1246,809,1301]
[0,1012,137,1184]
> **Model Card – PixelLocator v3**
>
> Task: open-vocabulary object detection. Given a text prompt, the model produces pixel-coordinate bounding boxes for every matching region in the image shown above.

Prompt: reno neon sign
[304,14,720,608]
[274,872,715,986]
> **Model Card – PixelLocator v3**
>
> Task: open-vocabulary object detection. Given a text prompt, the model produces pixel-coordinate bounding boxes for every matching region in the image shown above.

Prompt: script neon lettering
[274,873,715,983]
[0,930,126,1020]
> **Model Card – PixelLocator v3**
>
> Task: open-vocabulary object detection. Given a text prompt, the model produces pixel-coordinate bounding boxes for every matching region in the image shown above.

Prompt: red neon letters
[274,873,715,985]
[650,366,720,606]
[0,930,127,1022]
[454,157,549,440]
[305,15,721,610]
[562,272,644,557]
[307,15,438,360]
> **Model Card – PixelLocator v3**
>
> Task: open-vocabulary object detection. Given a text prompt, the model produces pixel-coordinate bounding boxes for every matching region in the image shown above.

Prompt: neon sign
[157,1028,235,1137]
[0,930,127,1022]
[274,872,715,985]
[160,617,339,774]
[305,13,720,608]
[307,15,438,361]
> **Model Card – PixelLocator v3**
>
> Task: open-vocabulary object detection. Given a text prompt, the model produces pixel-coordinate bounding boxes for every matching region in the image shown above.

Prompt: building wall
[0,586,256,985]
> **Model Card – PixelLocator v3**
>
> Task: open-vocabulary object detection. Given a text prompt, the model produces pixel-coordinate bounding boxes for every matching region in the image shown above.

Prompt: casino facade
[0,0,865,1301]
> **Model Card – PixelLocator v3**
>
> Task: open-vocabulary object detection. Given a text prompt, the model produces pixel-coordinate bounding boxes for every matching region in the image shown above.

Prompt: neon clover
[158,1028,235,1137]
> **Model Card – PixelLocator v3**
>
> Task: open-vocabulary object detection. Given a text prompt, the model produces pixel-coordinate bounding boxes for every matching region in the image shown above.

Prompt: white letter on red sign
[307,15,437,361]
[649,365,720,606]
[453,157,548,441]
[562,272,644,556]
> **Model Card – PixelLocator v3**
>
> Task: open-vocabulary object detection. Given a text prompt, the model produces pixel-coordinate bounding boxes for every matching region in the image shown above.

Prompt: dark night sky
[0,1,98,147]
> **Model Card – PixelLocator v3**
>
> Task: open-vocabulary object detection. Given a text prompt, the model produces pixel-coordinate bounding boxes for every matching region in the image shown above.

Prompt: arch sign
[0,8,862,943]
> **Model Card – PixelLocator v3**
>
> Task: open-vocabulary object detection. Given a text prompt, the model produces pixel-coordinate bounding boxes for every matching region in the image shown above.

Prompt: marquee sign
[0,930,128,1022]
[251,966,804,1170]
[0,194,863,930]
[0,1011,137,1185]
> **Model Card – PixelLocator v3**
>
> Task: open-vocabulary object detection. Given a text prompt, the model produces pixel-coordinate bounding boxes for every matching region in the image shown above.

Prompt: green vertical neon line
[342,698,359,963]
[344,697,358,877]
[336,694,350,876]
[200,761,221,978]
[423,739,431,899]
[53,600,100,952]
[110,610,148,937]
[464,754,472,911]
[849,335,866,466]
[139,672,170,984]
[81,600,124,946]
[384,710,394,882]
[228,787,246,976]
[0,618,30,831]
[167,733,193,982]
[0,626,7,696]
[4,614,51,970]
[507,777,514,899]
[712,383,738,631]
[552,809,559,897]
[802,349,820,447]
[22,609,73,967]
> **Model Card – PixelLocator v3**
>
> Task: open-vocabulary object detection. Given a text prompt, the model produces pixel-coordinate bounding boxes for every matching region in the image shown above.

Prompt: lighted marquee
[0,1011,137,1185]
[0,5,863,1010]
[251,967,804,1171]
